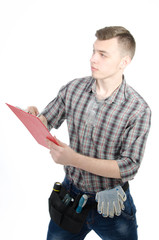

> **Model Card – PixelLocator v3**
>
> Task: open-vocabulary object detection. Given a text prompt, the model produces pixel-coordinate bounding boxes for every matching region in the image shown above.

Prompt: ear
[120,56,131,70]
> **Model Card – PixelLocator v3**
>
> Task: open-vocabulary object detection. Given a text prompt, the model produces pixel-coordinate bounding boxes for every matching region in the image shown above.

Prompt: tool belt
[48,182,91,234]
[48,181,129,234]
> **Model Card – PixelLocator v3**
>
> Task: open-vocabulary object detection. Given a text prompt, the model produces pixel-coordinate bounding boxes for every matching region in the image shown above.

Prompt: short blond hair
[95,26,136,59]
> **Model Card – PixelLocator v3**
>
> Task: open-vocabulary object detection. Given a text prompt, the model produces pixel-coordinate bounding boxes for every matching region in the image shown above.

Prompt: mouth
[91,66,98,72]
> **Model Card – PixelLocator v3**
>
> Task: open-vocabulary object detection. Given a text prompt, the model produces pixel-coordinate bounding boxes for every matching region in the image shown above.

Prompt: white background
[0,0,158,239]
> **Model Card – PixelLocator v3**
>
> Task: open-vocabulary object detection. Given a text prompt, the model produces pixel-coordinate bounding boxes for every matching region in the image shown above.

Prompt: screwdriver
[76,194,88,213]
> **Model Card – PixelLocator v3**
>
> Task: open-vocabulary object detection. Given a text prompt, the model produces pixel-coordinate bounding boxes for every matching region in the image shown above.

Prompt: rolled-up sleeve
[117,107,151,182]
[41,86,66,131]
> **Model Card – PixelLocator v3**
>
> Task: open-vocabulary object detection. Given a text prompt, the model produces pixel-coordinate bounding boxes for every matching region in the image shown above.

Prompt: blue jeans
[47,177,138,240]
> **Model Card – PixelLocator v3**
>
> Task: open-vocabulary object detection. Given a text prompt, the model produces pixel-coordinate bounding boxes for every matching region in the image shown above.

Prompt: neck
[95,76,123,100]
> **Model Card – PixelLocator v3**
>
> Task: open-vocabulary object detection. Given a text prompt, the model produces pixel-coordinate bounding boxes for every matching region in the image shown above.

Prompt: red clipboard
[6,103,59,148]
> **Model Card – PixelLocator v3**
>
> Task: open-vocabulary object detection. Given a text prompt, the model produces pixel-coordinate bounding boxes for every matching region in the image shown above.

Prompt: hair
[95,26,136,59]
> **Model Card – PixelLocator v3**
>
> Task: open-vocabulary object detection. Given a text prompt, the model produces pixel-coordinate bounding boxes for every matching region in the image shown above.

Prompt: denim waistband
[62,177,97,205]
[62,177,129,204]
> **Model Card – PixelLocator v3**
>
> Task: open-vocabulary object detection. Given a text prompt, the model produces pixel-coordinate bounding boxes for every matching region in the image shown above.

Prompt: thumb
[118,187,127,202]
[54,136,67,147]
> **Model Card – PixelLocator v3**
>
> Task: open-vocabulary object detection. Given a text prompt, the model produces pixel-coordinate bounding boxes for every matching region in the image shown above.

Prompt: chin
[92,73,105,80]
[92,72,101,79]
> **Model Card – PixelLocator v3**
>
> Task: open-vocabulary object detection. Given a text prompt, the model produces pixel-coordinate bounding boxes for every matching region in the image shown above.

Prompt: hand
[95,186,127,218]
[26,106,47,127]
[46,137,78,166]
[26,106,39,116]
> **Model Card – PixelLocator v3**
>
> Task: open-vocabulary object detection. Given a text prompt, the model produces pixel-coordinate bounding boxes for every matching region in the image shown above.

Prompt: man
[28,26,151,239]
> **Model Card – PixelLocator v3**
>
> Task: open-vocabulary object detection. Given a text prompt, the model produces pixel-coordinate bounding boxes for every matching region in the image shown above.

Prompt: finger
[114,201,121,216]
[97,199,102,214]
[119,198,125,211]
[26,106,39,116]
[46,138,51,149]
[102,202,109,217]
[54,136,67,147]
[123,193,127,201]
[95,194,98,202]
[118,189,127,202]
[49,148,60,163]
[46,138,60,150]
[120,193,127,202]
[109,202,115,218]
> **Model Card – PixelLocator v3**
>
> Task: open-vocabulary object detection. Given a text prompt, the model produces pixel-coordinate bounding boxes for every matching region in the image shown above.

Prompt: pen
[76,194,88,213]
[16,106,41,117]
[16,106,40,116]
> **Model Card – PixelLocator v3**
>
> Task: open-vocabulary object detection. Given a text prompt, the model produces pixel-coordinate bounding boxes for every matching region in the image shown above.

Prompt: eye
[100,53,106,58]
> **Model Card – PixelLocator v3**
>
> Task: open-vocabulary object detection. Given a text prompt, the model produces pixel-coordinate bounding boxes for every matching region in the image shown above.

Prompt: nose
[90,52,98,64]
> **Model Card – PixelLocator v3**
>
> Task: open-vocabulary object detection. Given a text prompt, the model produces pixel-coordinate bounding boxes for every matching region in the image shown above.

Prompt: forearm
[71,153,121,179]
[47,138,121,179]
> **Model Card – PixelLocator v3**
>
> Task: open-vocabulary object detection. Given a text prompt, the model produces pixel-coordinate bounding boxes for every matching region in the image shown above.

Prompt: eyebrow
[93,49,110,55]
[98,50,109,54]
[93,46,110,55]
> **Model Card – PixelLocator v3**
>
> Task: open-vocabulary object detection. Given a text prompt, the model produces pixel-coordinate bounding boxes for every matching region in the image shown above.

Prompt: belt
[63,177,129,195]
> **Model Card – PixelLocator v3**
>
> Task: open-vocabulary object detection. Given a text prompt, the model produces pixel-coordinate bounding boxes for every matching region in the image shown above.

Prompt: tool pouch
[48,184,90,234]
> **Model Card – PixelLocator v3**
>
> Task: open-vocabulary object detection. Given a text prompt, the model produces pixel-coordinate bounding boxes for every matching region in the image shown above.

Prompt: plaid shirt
[42,76,151,193]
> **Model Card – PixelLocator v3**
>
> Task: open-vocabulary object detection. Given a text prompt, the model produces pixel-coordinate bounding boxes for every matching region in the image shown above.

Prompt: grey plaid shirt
[42,76,151,193]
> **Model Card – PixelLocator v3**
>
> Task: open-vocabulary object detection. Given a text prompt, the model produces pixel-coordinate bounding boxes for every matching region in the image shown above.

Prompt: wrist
[68,151,82,168]
[39,115,48,128]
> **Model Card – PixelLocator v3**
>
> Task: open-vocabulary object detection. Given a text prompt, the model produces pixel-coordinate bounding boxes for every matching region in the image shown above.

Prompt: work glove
[95,186,127,218]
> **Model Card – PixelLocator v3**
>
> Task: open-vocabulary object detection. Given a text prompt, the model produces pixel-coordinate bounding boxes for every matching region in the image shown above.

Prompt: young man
[28,26,151,239]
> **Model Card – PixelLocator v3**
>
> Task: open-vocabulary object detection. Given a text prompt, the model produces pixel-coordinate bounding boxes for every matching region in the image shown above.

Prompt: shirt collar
[85,77,96,92]
[85,76,127,105]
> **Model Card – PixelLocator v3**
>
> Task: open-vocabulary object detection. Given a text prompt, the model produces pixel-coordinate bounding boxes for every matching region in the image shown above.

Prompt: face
[90,38,130,81]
